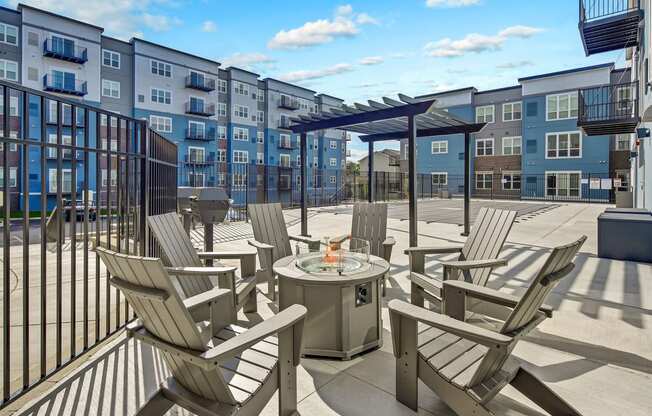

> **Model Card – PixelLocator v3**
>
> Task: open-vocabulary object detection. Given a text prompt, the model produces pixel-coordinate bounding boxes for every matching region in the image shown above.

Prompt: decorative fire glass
[296,237,370,275]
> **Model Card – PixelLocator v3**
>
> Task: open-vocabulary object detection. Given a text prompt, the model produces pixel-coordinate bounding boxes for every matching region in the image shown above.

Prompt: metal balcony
[185,101,216,117]
[278,140,295,150]
[43,73,88,96]
[185,128,216,141]
[43,38,88,63]
[185,74,216,92]
[278,118,293,130]
[579,0,643,56]
[578,81,639,135]
[183,153,215,165]
[278,96,300,110]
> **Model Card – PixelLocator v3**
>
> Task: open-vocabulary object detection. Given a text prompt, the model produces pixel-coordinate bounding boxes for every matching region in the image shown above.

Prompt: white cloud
[426,0,481,7]
[278,63,354,82]
[201,20,217,32]
[496,60,534,69]
[359,56,384,65]
[348,148,368,161]
[11,0,182,39]
[142,13,182,32]
[221,52,276,69]
[425,25,543,58]
[268,6,379,49]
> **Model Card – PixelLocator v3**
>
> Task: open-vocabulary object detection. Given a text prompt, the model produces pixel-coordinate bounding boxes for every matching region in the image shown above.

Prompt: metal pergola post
[300,132,308,236]
[368,140,374,202]
[407,115,418,247]
[463,131,470,236]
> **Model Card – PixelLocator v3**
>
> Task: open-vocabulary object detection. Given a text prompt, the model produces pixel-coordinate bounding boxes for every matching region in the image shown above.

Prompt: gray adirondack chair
[147,212,258,314]
[405,207,517,310]
[95,247,307,416]
[389,236,587,416]
[248,203,320,301]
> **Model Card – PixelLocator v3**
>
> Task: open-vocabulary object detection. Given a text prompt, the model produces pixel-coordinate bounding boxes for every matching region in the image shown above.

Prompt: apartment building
[0,3,347,210]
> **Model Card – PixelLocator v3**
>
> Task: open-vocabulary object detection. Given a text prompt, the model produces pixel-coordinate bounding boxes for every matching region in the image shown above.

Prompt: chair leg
[510,367,583,416]
[410,281,424,307]
[395,316,418,411]
[278,327,298,416]
[382,273,387,297]
[136,390,174,416]
[243,287,258,313]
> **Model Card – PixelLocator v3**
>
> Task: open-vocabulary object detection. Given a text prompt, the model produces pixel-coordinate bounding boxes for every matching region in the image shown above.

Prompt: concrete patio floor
[6,201,652,415]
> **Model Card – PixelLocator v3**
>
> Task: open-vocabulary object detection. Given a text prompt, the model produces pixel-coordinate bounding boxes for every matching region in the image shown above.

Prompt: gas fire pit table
[273,240,390,360]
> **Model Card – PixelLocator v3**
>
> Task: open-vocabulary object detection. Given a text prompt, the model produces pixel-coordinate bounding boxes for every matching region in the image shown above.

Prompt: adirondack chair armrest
[382,236,396,260]
[403,245,464,255]
[197,250,256,261]
[288,235,321,251]
[201,304,308,365]
[388,300,512,354]
[247,239,274,251]
[165,266,237,276]
[441,258,508,281]
[183,287,233,313]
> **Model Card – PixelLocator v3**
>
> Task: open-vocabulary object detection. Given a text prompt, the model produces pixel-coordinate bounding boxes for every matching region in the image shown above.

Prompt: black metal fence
[0,81,177,407]
[580,0,640,22]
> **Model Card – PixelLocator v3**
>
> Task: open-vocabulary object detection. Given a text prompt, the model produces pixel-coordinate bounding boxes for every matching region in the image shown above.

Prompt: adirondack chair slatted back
[351,203,388,257]
[249,203,293,267]
[460,208,517,287]
[467,236,586,388]
[147,213,215,297]
[95,247,237,404]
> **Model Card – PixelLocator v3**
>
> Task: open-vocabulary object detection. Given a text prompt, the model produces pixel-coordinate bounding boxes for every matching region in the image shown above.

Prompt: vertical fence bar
[105,115,111,335]
[94,111,100,342]
[55,100,62,369]
[21,90,30,389]
[39,96,46,379]
[69,104,77,359]
[83,108,89,350]
[2,85,10,402]
[115,117,121,326]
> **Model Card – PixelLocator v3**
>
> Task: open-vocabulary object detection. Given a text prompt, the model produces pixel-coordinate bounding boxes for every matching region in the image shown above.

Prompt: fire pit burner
[295,237,370,275]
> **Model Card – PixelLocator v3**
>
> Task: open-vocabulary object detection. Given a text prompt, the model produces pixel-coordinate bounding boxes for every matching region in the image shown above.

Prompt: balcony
[278,139,295,150]
[185,128,216,141]
[43,38,88,63]
[278,117,293,130]
[278,95,300,110]
[579,0,643,56]
[185,101,216,117]
[185,74,216,92]
[183,153,215,165]
[43,73,87,96]
[578,81,639,135]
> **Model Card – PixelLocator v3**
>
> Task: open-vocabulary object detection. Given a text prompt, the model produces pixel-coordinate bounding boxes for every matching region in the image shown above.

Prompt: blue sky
[9,0,624,159]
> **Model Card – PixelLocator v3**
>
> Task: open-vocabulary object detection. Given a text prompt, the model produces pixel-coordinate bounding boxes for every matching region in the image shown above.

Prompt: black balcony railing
[579,0,642,55]
[43,38,88,63]
[278,96,300,110]
[185,74,216,92]
[185,101,215,116]
[185,128,216,141]
[578,81,639,135]
[43,73,88,96]
[278,140,295,150]
[278,118,293,129]
[184,153,216,165]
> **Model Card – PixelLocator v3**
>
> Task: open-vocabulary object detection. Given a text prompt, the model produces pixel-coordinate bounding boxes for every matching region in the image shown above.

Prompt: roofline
[612,67,630,73]
[474,85,522,95]
[264,77,316,94]
[18,3,105,32]
[416,86,477,99]
[225,66,261,78]
[101,35,132,47]
[0,5,20,15]
[132,37,221,66]
[316,93,343,101]
[518,63,615,82]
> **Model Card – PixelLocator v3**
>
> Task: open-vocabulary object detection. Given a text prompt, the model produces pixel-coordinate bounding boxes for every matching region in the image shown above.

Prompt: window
[151,88,171,104]
[47,133,73,158]
[431,140,448,154]
[233,150,248,164]
[151,60,172,78]
[296,155,301,166]
[48,169,72,193]
[257,111,264,123]
[546,92,578,121]
[475,105,494,123]
[502,136,522,155]
[502,171,521,190]
[329,176,337,184]
[233,173,247,187]
[503,102,522,121]
[188,147,205,163]
[216,149,226,162]
[546,132,581,159]
[256,152,264,165]
[280,154,291,167]
[101,79,120,98]
[313,157,319,167]
[218,79,227,93]
[329,158,337,167]
[218,126,227,140]
[258,90,265,102]
[188,120,205,138]
[234,82,249,96]
[0,167,17,187]
[0,24,18,46]
[233,127,249,141]
[102,50,120,69]
[279,133,292,148]
[616,85,634,115]
[149,115,172,133]
[329,140,337,150]
[0,59,18,81]
[217,173,226,186]
[101,169,118,187]
[476,172,493,190]
[615,134,631,151]
[257,131,264,143]
[218,103,227,117]
[431,172,447,187]
[546,171,581,198]
[234,105,249,119]
[476,138,494,156]
[189,173,205,187]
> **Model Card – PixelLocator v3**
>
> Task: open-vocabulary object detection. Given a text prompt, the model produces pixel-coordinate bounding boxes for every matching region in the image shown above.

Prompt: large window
[0,59,18,81]
[233,173,247,187]
[151,88,171,104]
[476,172,492,190]
[218,126,227,140]
[101,169,118,187]
[257,110,264,123]
[615,134,631,151]
[546,131,581,159]
[476,138,494,156]
[502,136,522,155]
[0,167,17,188]
[102,50,120,69]
[431,172,447,187]
[502,171,521,190]
[546,171,581,198]
[102,79,120,98]
[279,133,291,148]
[218,103,227,117]
[234,82,249,96]
[189,173,205,187]
[216,149,226,162]
[234,105,249,119]
[48,133,72,158]
[218,79,227,93]
[330,140,338,150]
[431,140,448,154]
[546,92,578,121]
[188,120,205,137]
[233,150,248,163]
[475,105,495,123]
[151,60,172,78]
[48,169,72,193]
[0,23,18,46]
[502,102,522,121]
[257,131,264,143]
[233,127,249,141]
[280,154,291,167]
[149,115,172,133]
[329,158,337,167]
[188,147,205,163]
[257,152,265,165]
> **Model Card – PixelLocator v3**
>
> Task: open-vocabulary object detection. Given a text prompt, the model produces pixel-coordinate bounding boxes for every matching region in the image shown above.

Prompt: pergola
[290,93,486,247]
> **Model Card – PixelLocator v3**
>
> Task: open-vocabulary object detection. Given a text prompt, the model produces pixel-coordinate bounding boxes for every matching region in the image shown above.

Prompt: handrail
[580,0,640,23]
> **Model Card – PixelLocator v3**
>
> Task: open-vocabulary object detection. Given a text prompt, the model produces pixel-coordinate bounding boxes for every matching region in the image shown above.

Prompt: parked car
[63,199,97,222]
